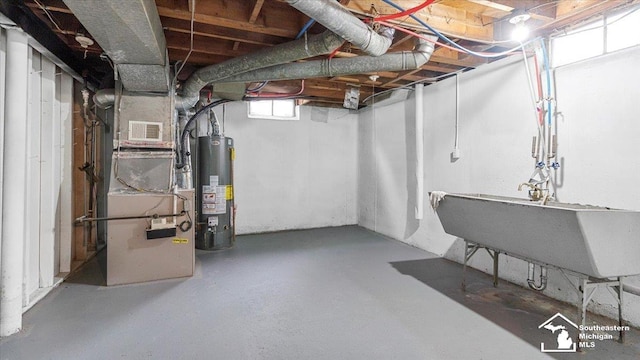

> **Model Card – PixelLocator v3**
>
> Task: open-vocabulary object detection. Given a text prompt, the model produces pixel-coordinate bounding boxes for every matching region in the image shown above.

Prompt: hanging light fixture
[509,9,531,42]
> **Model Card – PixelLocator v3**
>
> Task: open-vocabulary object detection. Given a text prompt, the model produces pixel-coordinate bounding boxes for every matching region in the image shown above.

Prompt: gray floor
[1,226,639,359]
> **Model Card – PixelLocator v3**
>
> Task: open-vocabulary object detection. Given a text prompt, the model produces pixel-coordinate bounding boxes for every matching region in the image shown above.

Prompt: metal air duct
[63,0,169,92]
[175,30,345,111]
[93,89,115,109]
[286,0,393,57]
[177,0,395,109]
[217,37,436,83]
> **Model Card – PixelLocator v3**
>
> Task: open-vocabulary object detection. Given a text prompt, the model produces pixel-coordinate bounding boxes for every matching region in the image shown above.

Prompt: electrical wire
[174,0,196,85]
[373,0,434,22]
[378,20,536,58]
[362,69,467,104]
[380,0,533,58]
[245,80,305,99]
[246,82,268,92]
[551,4,640,38]
[528,1,560,13]
[247,16,317,95]
[328,46,341,59]
[296,19,316,39]
[34,0,63,32]
[177,99,230,169]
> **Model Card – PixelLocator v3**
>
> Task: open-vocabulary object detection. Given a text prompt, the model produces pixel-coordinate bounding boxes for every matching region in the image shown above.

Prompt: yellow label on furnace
[172,238,189,244]
[226,185,233,200]
[230,147,236,160]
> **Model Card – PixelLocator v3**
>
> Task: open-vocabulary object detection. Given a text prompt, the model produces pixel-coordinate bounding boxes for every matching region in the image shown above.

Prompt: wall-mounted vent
[129,121,163,141]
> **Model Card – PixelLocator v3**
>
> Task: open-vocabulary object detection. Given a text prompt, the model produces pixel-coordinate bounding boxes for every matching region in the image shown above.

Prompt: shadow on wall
[389,257,640,359]
[403,95,420,240]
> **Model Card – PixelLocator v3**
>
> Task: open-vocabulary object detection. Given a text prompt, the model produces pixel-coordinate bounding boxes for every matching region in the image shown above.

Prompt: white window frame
[551,5,640,68]
[247,99,300,121]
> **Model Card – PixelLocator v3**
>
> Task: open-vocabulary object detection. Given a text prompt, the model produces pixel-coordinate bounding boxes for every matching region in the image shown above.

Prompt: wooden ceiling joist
[249,0,266,23]
[156,0,301,38]
[21,0,627,106]
[160,17,287,47]
[344,0,495,42]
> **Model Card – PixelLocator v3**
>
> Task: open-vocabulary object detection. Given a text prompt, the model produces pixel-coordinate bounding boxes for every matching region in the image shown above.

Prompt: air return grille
[128,121,163,141]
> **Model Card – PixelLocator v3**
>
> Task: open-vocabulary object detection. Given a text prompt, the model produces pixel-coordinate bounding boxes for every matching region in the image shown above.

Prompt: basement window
[247,100,300,120]
[551,6,640,67]
[606,7,640,52]
[551,20,604,67]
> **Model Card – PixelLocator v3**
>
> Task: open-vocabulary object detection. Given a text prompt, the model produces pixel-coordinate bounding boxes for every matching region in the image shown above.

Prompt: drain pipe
[623,283,640,297]
[528,262,548,291]
[415,83,424,220]
[286,0,393,57]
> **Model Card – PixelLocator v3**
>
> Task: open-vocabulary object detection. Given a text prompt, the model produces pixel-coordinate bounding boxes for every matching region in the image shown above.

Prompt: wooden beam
[25,2,73,15]
[160,17,287,47]
[421,63,462,73]
[539,0,630,32]
[157,5,299,38]
[165,31,265,58]
[467,0,512,14]
[467,0,555,22]
[249,0,265,23]
[382,68,422,87]
[390,33,415,49]
[168,49,234,66]
[345,0,495,42]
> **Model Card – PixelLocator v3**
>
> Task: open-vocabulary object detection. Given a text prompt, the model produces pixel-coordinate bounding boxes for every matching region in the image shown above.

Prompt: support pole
[618,277,624,343]
[462,240,469,291]
[1,27,30,337]
[462,240,479,292]
[492,251,499,287]
[414,83,424,220]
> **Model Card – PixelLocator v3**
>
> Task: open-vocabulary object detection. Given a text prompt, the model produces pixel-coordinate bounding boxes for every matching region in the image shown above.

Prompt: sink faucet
[518,182,541,192]
[518,182,545,202]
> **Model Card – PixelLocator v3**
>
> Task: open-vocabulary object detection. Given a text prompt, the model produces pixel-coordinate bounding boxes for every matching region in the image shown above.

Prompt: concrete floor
[1,226,639,359]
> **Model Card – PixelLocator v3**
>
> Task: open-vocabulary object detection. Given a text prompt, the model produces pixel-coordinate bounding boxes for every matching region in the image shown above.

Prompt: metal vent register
[128,121,162,141]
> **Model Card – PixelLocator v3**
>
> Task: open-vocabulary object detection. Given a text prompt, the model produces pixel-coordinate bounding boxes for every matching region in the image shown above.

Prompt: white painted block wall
[357,46,640,327]
[220,102,358,234]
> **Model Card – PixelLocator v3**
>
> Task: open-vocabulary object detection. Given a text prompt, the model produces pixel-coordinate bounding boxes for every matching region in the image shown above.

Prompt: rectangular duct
[114,91,173,149]
[108,151,173,193]
[63,0,169,92]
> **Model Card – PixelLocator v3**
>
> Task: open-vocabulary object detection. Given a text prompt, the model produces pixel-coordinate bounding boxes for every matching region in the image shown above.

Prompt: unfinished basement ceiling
[13,0,640,107]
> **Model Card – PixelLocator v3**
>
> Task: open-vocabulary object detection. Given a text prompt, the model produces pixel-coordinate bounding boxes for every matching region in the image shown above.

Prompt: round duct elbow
[286,0,393,57]
[93,89,115,109]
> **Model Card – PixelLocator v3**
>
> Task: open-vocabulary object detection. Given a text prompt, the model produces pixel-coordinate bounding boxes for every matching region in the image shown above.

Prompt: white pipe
[1,28,29,337]
[623,283,640,297]
[415,83,424,220]
[454,74,459,150]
